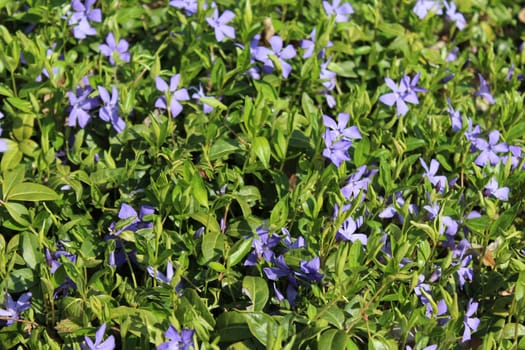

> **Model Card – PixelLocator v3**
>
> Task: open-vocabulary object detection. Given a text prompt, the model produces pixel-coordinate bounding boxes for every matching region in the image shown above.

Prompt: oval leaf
[8,182,59,201]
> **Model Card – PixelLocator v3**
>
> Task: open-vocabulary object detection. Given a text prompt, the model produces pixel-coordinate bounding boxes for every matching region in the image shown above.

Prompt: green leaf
[270,196,288,228]
[7,182,59,201]
[20,231,39,269]
[227,237,253,268]
[191,212,220,233]
[242,276,269,312]
[243,312,277,346]
[490,203,519,238]
[201,231,224,263]
[191,173,209,208]
[215,312,252,343]
[465,216,489,234]
[209,138,239,160]
[501,323,525,339]
[199,97,227,110]
[377,22,405,37]
[1,164,25,199]
[379,156,392,193]
[252,136,271,168]
[5,268,35,292]
[317,329,349,349]
[4,202,31,227]
[319,305,345,329]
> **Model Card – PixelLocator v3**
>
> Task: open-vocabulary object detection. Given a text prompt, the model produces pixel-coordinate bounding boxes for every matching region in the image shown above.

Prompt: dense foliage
[0,0,524,349]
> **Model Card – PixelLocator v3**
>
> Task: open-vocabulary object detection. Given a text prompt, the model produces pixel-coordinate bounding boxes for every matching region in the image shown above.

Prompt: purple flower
[206,9,235,42]
[296,257,323,282]
[264,255,294,281]
[99,33,130,65]
[98,86,125,133]
[336,216,367,244]
[419,158,447,192]
[169,0,198,16]
[484,178,509,201]
[456,255,474,289]
[0,292,32,326]
[68,0,101,40]
[413,0,443,19]
[428,299,450,325]
[155,75,190,118]
[191,85,214,114]
[68,78,99,128]
[46,246,77,274]
[322,132,352,167]
[464,117,481,144]
[147,262,174,284]
[424,201,440,220]
[444,1,466,30]
[301,28,333,59]
[402,73,428,103]
[378,192,417,223]
[36,46,61,82]
[462,299,480,343]
[440,216,458,236]
[282,228,305,249]
[379,73,426,116]
[414,275,431,305]
[323,113,361,141]
[506,63,515,81]
[341,165,376,200]
[407,345,438,350]
[446,98,462,132]
[320,61,337,90]
[119,204,155,231]
[158,326,194,350]
[84,323,115,350]
[474,73,495,104]
[501,145,522,169]
[446,47,460,62]
[323,0,354,23]
[255,36,297,79]
[473,130,508,166]
[244,226,281,266]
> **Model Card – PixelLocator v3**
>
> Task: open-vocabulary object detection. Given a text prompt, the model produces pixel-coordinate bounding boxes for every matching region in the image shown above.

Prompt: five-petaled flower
[84,323,115,350]
[322,113,361,167]
[98,86,125,133]
[191,85,214,114]
[336,216,367,244]
[155,75,190,118]
[169,0,198,16]
[68,0,102,40]
[99,33,130,65]
[462,299,480,343]
[158,325,194,350]
[483,178,509,201]
[68,77,99,128]
[206,9,236,42]
[323,0,354,23]
[0,292,32,326]
[379,73,427,116]
[254,35,297,78]
[413,0,442,20]
[444,1,467,30]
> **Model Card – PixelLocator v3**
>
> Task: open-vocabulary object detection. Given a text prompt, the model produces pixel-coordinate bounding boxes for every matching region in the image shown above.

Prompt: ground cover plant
[0,0,525,348]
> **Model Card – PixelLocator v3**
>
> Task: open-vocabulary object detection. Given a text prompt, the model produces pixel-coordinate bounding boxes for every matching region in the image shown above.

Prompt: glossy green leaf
[242,276,269,312]
[7,182,59,201]
[252,136,271,168]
